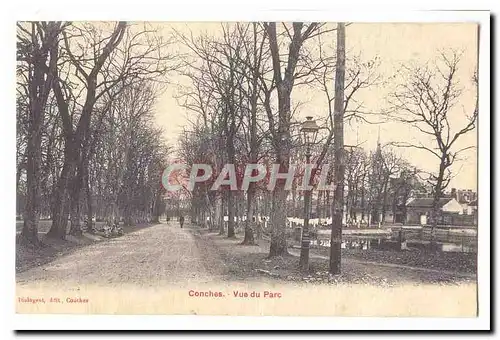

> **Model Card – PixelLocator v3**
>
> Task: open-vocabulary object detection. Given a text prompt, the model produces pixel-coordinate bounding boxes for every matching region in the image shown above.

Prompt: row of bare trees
[174,22,477,274]
[17,22,174,246]
[173,22,375,272]
[16,21,478,275]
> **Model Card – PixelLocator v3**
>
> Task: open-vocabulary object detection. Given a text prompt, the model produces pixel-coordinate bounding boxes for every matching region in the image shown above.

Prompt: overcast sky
[153,22,478,191]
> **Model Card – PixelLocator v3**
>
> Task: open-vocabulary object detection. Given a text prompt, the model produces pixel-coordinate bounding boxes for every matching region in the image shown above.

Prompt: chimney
[450,188,457,200]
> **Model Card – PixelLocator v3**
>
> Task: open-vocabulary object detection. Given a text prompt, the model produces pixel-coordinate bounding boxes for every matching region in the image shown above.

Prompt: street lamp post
[299,116,319,272]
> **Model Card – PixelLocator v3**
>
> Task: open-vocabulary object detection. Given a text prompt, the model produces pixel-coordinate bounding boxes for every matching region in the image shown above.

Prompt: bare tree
[390,51,478,233]
[263,22,333,257]
[47,22,127,238]
[87,84,169,227]
[16,22,67,246]
[344,147,368,223]
[237,23,269,245]
[47,22,172,238]
[175,24,248,237]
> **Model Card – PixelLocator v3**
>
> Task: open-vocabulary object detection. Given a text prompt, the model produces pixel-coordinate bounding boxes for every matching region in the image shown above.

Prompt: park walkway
[16,222,224,288]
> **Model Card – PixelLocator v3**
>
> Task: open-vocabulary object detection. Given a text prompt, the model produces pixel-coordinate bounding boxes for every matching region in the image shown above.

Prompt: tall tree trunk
[47,136,75,239]
[268,89,292,257]
[210,195,220,231]
[69,171,83,236]
[329,23,346,274]
[21,124,43,246]
[48,21,126,237]
[242,185,256,245]
[124,204,133,226]
[241,21,261,245]
[219,192,226,235]
[325,190,331,219]
[20,23,61,245]
[266,22,311,257]
[215,196,222,231]
[226,117,237,237]
[269,184,289,256]
[227,190,236,238]
[430,158,446,248]
[381,177,390,224]
[85,166,93,227]
[152,188,162,223]
[360,174,366,221]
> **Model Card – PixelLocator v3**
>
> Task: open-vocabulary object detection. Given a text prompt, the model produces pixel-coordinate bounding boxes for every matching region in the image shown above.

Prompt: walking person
[179,215,185,228]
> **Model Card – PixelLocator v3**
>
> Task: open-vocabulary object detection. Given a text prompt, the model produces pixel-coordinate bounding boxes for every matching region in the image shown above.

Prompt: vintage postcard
[12,8,490,331]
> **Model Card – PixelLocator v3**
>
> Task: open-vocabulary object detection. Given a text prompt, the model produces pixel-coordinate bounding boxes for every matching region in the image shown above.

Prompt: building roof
[406,197,453,208]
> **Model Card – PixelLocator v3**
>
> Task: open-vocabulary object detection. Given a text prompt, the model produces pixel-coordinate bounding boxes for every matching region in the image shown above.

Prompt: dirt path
[16,222,225,288]
[16,222,476,289]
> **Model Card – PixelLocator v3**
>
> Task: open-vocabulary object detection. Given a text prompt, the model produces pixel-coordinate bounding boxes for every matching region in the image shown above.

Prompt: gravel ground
[16,222,225,288]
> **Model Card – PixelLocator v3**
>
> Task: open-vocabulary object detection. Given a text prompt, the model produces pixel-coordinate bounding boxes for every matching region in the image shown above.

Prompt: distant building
[406,197,462,225]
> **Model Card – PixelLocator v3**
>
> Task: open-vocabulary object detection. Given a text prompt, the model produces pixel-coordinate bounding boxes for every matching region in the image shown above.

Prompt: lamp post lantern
[299,116,319,272]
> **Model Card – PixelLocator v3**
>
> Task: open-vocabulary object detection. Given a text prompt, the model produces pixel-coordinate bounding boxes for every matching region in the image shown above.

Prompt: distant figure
[179,215,185,228]
[166,217,171,223]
